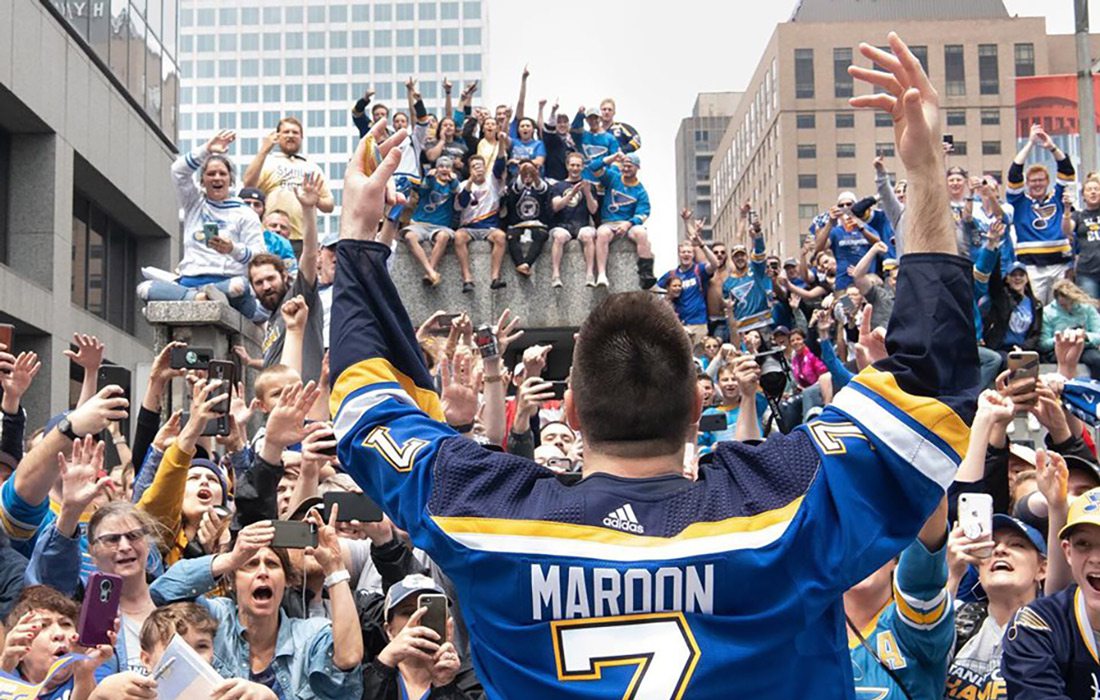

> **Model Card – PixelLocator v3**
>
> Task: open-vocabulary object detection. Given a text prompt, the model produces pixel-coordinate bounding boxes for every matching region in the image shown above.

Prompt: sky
[481,0,1095,270]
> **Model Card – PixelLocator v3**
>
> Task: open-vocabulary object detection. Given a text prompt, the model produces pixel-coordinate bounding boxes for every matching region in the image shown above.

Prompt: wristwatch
[56,416,81,441]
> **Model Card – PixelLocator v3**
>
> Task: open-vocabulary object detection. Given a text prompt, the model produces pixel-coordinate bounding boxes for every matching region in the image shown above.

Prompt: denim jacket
[149,555,362,700]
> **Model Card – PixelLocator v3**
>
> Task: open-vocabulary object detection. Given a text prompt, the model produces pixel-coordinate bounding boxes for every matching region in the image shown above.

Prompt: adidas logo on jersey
[603,504,644,534]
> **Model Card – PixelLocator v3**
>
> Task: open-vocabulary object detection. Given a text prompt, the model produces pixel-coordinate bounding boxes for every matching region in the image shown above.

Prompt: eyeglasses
[93,528,147,548]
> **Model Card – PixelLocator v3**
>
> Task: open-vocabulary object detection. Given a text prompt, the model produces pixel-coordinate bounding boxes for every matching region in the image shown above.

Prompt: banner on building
[1015,74,1100,174]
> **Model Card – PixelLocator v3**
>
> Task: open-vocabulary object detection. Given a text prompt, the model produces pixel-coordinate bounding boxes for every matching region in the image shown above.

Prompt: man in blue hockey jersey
[723,204,774,336]
[1002,486,1100,698]
[330,32,977,699]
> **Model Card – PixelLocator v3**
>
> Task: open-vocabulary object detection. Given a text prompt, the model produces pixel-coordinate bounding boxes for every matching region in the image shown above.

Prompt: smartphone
[323,492,384,523]
[435,313,462,332]
[97,364,131,399]
[418,593,448,643]
[206,360,234,437]
[943,133,955,147]
[270,520,318,549]
[170,347,213,370]
[179,412,225,438]
[0,323,13,352]
[1007,350,1040,410]
[202,222,219,244]
[549,381,568,400]
[474,325,499,359]
[545,456,573,472]
[78,572,123,647]
[958,493,994,557]
[699,413,729,432]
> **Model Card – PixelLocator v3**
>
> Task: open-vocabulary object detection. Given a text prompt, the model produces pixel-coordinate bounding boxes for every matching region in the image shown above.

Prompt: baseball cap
[836,191,857,206]
[624,153,641,168]
[286,495,323,522]
[782,258,798,268]
[730,244,748,255]
[321,230,340,248]
[1007,261,1028,275]
[992,514,1047,557]
[585,108,600,118]
[1065,455,1100,487]
[772,325,791,337]
[238,187,266,203]
[1059,486,1100,539]
[882,257,899,272]
[384,574,446,620]
[1008,442,1037,466]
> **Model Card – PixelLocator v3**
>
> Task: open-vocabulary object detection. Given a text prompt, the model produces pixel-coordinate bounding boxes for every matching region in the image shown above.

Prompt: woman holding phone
[136,129,266,320]
[149,513,363,699]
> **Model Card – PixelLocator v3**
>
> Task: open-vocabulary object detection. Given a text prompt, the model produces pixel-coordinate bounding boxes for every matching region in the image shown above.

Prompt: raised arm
[851,241,888,295]
[514,65,529,124]
[243,129,277,189]
[443,77,453,122]
[296,171,322,285]
[64,334,104,408]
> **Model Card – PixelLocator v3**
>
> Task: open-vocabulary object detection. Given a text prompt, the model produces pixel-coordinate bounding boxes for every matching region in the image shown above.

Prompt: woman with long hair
[1040,278,1100,378]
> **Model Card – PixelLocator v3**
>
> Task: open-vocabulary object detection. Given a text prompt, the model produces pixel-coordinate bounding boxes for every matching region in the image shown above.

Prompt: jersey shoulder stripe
[893,581,951,630]
[849,368,969,459]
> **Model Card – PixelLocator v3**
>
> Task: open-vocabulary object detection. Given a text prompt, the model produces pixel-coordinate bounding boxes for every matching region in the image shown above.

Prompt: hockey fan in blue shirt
[329,34,977,699]
[1002,486,1100,698]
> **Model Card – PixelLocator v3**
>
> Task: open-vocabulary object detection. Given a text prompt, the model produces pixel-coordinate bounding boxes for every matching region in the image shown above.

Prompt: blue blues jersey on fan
[330,238,978,699]
[410,177,460,228]
[722,233,773,333]
[596,165,650,226]
[849,538,953,699]
[1006,156,1076,266]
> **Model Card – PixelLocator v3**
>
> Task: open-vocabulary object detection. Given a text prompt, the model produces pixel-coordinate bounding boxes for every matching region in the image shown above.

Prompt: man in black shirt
[541,107,575,182]
[548,153,599,287]
[505,160,552,276]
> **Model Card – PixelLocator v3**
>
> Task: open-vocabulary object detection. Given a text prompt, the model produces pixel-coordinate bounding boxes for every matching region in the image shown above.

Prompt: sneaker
[462,281,475,294]
[552,277,563,288]
[596,274,609,288]
[490,278,507,290]
[585,273,596,288]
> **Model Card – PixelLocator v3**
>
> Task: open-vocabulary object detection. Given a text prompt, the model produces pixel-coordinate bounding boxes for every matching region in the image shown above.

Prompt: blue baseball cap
[321,230,340,248]
[625,153,641,167]
[992,514,1047,557]
[1007,262,1028,275]
[385,574,446,620]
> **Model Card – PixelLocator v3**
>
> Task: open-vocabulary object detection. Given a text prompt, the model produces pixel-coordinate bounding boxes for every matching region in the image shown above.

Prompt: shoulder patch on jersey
[1009,606,1051,638]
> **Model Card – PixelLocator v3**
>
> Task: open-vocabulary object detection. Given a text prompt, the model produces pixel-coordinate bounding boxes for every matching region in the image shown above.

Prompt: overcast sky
[481,0,1096,269]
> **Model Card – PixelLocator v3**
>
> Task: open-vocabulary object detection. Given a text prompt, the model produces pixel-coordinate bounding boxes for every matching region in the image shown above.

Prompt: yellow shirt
[256,152,332,241]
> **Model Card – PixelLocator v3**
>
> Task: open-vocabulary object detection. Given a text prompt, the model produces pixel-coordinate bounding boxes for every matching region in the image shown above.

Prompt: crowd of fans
[5,49,1100,700]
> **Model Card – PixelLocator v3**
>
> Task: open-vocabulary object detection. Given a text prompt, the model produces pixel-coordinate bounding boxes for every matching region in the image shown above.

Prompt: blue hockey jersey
[330,240,978,699]
[721,233,773,333]
[596,164,650,226]
[1006,157,1076,266]
[1002,584,1100,699]
[848,538,954,699]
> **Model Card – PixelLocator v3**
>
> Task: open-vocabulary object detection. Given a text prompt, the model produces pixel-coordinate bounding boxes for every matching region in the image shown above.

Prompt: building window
[330,31,348,49]
[420,29,437,46]
[330,136,349,153]
[241,86,259,103]
[308,110,325,128]
[286,6,303,23]
[329,57,347,75]
[71,192,136,333]
[218,60,236,78]
[263,85,282,103]
[464,54,482,72]
[308,58,325,76]
[241,7,258,24]
[833,47,853,98]
[946,110,967,126]
[875,112,893,128]
[196,8,215,25]
[397,29,414,47]
[796,113,815,129]
[875,142,896,157]
[798,174,818,189]
[441,54,460,72]
[375,30,392,47]
[463,1,481,19]
[308,6,325,22]
[195,34,215,52]
[1015,43,1035,77]
[441,2,459,19]
[286,85,303,102]
[798,204,818,220]
[285,58,303,76]
[419,2,437,20]
[218,34,236,51]
[397,3,415,20]
[981,109,1001,125]
[982,140,1002,155]
[330,84,348,101]
[951,141,968,155]
[219,86,237,103]
[419,55,437,72]
[441,28,459,46]
[307,136,325,154]
[463,27,481,44]
[262,6,281,23]
[836,143,856,158]
[910,45,929,74]
[240,112,259,129]
[330,5,348,22]
[397,56,415,74]
[945,45,966,96]
[978,44,999,95]
[375,4,393,20]
[835,112,854,129]
[241,34,259,51]
[353,5,370,21]
[263,59,280,76]
[837,174,857,189]
[353,56,371,75]
[797,144,816,159]
[375,56,393,73]
[308,32,325,50]
[352,31,369,48]
[795,48,815,98]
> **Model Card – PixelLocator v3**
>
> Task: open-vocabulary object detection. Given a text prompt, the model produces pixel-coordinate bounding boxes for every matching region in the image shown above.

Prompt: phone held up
[418,594,448,643]
[78,572,123,647]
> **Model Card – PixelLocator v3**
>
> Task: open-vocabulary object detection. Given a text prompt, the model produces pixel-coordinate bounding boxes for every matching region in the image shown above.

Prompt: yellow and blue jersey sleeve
[889,538,954,666]
[0,477,50,557]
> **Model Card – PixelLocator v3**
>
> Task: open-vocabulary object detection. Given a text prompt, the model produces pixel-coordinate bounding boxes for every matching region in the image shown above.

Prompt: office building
[709,0,1100,256]
[0,0,180,422]
[177,0,489,237]
[674,92,741,242]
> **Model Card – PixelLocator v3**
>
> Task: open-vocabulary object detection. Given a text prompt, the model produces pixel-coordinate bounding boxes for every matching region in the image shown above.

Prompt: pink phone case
[78,572,123,647]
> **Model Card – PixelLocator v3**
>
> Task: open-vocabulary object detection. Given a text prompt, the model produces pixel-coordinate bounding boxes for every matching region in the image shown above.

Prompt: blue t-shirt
[829,225,873,290]
[263,230,298,276]
[659,263,711,325]
[510,138,547,175]
[411,177,460,228]
[1002,296,1034,349]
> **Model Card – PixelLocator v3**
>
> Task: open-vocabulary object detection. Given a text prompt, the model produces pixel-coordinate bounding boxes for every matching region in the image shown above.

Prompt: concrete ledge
[391,238,648,328]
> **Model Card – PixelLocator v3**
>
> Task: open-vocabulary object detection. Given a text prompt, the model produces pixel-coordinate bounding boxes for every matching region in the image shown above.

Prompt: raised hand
[976,389,1015,424]
[264,381,321,451]
[514,376,554,425]
[377,606,442,667]
[64,333,105,372]
[873,155,886,172]
[2,351,41,405]
[205,130,236,155]
[494,309,524,355]
[0,611,44,672]
[224,520,275,570]
[340,118,409,243]
[150,341,186,387]
[442,77,453,93]
[58,436,111,512]
[522,344,551,378]
[68,385,129,437]
[733,353,762,397]
[856,305,888,365]
[211,678,277,700]
[306,503,346,575]
[296,171,322,210]
[196,506,227,555]
[849,33,942,176]
[280,294,309,332]
[522,63,530,80]
[431,634,462,687]
[440,354,478,428]
[1036,449,1069,512]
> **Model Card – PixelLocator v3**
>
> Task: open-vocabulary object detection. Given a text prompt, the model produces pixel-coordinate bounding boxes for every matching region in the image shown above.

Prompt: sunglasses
[93,527,147,548]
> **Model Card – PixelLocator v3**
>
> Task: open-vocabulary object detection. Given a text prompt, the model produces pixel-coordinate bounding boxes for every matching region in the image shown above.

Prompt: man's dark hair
[571,292,696,457]
[248,253,288,276]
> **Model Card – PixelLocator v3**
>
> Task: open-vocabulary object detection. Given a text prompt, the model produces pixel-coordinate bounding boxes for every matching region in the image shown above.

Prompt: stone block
[392,237,647,329]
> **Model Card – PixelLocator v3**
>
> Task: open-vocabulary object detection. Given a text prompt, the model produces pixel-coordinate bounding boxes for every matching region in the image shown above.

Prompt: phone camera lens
[186,351,197,364]
[99,579,112,601]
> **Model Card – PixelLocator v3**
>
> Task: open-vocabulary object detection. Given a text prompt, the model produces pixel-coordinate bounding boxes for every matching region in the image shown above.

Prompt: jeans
[506,228,549,267]
[1077,272,1100,301]
[138,275,260,320]
[977,346,1005,390]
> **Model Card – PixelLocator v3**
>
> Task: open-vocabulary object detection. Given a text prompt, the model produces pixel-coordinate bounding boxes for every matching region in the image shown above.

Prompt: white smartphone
[958,493,994,558]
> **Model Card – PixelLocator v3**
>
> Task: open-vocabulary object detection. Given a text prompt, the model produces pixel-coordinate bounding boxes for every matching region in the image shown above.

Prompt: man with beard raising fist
[251,171,326,382]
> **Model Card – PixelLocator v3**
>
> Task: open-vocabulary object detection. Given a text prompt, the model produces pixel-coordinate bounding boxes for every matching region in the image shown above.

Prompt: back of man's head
[571,292,696,458]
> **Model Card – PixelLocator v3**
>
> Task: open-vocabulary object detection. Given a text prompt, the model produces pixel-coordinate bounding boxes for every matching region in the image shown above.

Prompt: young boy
[697,365,766,454]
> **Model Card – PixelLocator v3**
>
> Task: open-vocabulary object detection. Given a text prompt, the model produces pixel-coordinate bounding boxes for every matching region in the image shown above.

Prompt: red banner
[1015,74,1100,137]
